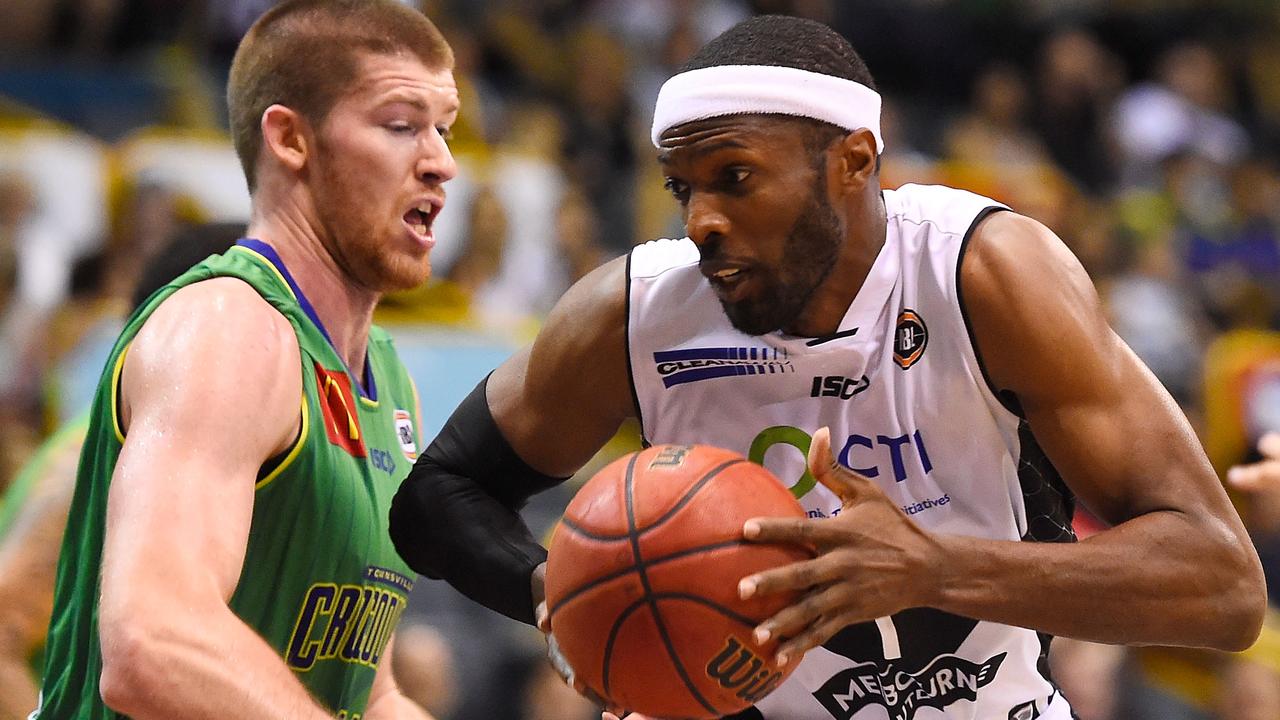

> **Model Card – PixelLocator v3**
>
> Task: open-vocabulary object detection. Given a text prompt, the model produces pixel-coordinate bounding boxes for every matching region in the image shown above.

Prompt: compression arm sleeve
[389,376,567,625]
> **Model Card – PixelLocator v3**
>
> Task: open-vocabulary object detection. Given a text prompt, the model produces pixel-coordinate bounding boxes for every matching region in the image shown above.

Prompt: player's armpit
[940,211,1265,651]
[97,279,330,719]
[488,255,635,476]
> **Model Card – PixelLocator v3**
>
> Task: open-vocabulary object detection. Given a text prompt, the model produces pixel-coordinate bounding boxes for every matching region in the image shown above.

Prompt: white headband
[651,64,884,153]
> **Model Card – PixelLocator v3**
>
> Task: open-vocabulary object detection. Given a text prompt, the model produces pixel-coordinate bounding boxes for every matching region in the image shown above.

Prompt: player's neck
[246,201,378,379]
[784,193,887,338]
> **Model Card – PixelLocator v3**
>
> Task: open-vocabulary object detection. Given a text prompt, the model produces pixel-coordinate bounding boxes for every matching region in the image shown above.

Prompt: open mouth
[403,202,441,240]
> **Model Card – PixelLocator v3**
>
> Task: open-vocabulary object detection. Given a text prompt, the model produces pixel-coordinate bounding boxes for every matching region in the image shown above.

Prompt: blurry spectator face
[658,115,847,336]
[308,51,459,292]
[975,65,1028,127]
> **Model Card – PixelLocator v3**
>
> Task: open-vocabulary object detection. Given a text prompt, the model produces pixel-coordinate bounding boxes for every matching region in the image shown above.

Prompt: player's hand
[1228,433,1280,534]
[737,426,942,665]
[538,597,629,715]
[1228,433,1280,491]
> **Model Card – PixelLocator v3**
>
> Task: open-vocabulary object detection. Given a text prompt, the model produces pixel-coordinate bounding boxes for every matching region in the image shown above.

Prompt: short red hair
[227,0,454,191]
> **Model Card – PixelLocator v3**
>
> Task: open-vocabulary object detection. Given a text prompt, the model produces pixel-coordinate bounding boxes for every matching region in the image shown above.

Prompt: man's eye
[727,167,750,183]
[436,126,453,141]
[663,178,690,202]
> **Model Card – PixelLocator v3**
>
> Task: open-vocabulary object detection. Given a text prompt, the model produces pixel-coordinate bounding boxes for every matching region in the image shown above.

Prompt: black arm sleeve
[389,376,567,625]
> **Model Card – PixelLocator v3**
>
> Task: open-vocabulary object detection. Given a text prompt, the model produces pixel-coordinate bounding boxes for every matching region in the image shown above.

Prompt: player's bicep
[489,256,634,476]
[963,213,1227,524]
[101,281,301,623]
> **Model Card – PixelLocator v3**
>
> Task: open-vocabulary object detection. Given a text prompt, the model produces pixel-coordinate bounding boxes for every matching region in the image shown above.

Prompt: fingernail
[743,520,760,538]
[1227,468,1244,485]
[776,651,790,667]
[739,578,757,599]
[754,626,771,644]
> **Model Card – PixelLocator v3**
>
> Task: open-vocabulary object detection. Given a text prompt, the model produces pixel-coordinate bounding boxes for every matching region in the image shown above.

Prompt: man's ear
[260,104,311,176]
[834,128,878,192]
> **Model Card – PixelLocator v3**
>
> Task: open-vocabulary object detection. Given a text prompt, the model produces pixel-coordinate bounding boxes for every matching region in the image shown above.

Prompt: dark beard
[719,179,843,336]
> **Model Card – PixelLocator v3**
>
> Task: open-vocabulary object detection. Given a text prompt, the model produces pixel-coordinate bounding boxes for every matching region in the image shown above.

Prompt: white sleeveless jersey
[627,184,1076,720]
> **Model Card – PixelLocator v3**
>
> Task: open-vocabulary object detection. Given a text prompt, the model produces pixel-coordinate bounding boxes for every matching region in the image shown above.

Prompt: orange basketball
[545,444,810,719]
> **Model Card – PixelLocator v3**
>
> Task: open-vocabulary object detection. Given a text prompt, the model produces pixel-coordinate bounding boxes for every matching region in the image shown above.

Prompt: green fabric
[37,245,422,719]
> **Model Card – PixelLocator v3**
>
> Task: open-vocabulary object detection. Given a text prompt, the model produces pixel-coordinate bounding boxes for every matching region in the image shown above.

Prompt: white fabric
[628,184,1074,719]
[650,64,884,151]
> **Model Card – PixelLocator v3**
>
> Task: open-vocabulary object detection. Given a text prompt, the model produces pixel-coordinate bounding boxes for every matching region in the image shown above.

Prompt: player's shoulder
[629,237,698,280]
[131,276,299,379]
[885,183,1008,238]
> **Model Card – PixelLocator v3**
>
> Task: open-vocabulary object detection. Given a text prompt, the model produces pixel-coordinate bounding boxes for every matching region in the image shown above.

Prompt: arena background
[0,1,1278,718]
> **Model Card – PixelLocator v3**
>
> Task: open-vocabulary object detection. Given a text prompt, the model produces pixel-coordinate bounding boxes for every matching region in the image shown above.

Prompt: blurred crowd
[2,1,1280,719]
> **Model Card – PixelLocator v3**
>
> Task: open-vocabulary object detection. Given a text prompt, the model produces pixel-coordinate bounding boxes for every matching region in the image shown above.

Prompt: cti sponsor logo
[902,494,950,516]
[315,362,366,458]
[654,347,793,388]
[812,652,1006,720]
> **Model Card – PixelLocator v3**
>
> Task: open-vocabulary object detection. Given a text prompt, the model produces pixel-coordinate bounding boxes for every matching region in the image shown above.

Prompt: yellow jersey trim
[228,245,299,301]
[110,342,132,444]
[257,393,309,491]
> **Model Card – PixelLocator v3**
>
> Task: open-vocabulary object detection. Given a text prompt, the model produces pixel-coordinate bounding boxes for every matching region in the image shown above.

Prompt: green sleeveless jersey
[38,240,422,719]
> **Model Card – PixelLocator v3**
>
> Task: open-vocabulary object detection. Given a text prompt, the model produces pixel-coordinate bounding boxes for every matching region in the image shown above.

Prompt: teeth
[714,268,741,279]
[411,224,427,236]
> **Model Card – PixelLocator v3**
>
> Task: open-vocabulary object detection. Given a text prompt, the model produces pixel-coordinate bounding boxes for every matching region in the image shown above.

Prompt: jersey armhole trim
[256,393,309,491]
[955,206,1023,418]
[110,342,131,444]
[623,250,648,445]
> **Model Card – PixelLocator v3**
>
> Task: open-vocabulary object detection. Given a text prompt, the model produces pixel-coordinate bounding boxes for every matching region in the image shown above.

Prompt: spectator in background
[1113,41,1250,189]
[1032,27,1122,195]
[561,27,638,254]
[945,62,1051,169]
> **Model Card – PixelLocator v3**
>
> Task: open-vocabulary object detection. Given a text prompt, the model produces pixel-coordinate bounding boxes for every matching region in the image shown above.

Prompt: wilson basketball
[545,444,810,719]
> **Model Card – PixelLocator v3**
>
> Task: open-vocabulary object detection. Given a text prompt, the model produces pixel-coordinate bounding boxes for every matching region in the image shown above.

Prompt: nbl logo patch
[893,310,928,369]
[394,409,417,460]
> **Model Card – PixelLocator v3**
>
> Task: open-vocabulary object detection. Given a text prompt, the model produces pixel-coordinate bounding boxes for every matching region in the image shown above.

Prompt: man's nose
[686,192,730,247]
[417,128,458,185]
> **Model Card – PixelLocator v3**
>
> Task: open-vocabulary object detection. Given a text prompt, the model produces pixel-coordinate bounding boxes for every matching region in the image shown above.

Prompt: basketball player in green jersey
[34,2,456,718]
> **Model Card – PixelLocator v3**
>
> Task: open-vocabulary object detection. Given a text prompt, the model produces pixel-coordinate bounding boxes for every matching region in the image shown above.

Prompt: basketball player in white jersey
[390,16,1265,720]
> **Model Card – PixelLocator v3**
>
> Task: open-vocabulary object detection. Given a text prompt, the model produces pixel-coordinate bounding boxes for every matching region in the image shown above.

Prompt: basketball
[544,444,811,719]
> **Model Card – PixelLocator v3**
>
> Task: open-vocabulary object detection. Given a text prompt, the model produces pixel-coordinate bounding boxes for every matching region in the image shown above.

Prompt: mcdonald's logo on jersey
[315,362,367,458]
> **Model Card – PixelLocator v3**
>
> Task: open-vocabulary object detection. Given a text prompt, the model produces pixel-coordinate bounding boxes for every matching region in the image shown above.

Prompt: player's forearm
[99,607,332,719]
[930,509,1265,651]
[365,692,437,720]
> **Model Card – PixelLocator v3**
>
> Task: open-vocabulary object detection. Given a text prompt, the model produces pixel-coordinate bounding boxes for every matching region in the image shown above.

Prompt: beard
[310,145,432,295]
[717,174,843,336]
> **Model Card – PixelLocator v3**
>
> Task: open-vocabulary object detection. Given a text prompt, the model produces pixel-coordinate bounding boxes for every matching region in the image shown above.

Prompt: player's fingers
[807,426,876,503]
[742,516,842,547]
[749,582,853,652]
[773,613,850,668]
[535,601,550,633]
[739,555,842,600]
[1228,461,1280,491]
[1260,432,1280,460]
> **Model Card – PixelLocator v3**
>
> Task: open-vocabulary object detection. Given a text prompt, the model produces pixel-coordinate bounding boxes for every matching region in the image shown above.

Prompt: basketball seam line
[627,452,721,718]
[560,458,749,542]
[546,539,754,618]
